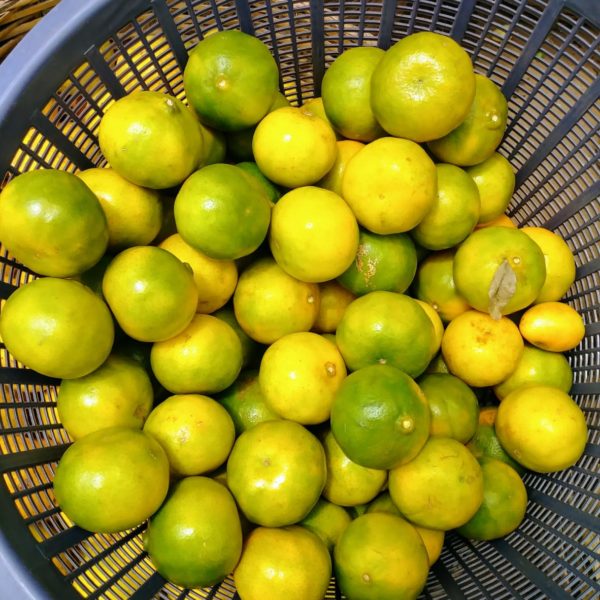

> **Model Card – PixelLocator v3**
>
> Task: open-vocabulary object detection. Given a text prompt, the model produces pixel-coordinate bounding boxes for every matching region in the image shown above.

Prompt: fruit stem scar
[397,416,414,433]
[325,361,336,377]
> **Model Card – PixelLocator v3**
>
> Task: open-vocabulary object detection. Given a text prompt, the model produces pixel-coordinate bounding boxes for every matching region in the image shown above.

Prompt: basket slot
[450,0,476,42]
[39,525,95,559]
[62,525,145,580]
[511,85,599,187]
[502,11,591,144]
[0,444,65,472]
[84,45,128,101]
[492,539,574,600]
[501,0,564,97]
[128,571,168,600]
[151,0,190,70]
[429,554,469,599]
[572,383,600,396]
[576,257,600,279]
[526,486,599,533]
[438,533,515,599]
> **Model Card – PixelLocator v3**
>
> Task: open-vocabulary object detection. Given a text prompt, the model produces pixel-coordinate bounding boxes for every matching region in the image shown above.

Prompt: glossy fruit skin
[226,419,327,527]
[371,31,475,142]
[183,30,279,131]
[334,512,430,600]
[234,525,331,600]
[495,385,588,473]
[174,163,271,261]
[457,458,528,541]
[144,476,243,589]
[0,169,108,277]
[53,426,170,534]
[0,277,114,379]
[99,91,203,189]
[102,245,198,343]
[453,226,546,316]
[330,364,430,470]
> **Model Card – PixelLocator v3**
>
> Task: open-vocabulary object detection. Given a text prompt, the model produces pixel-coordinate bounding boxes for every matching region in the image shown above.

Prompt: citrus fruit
[414,299,444,358]
[441,309,524,387]
[521,226,577,302]
[334,512,430,600]
[144,476,242,588]
[102,245,198,342]
[159,233,238,314]
[366,493,445,566]
[233,256,320,344]
[300,498,352,551]
[143,393,235,476]
[418,372,479,443]
[453,226,547,317]
[269,186,359,282]
[234,525,331,600]
[226,419,326,526]
[0,277,114,379]
[475,213,518,229]
[425,352,450,375]
[337,229,417,295]
[493,344,573,400]
[259,332,346,424]
[411,163,480,250]
[300,96,336,130]
[428,74,508,166]
[312,280,355,333]
[57,354,153,440]
[467,422,525,475]
[236,161,281,205]
[336,291,435,377]
[174,163,271,260]
[197,121,227,166]
[495,385,588,473]
[0,169,108,277]
[318,139,364,196]
[253,106,338,187]
[466,152,515,224]
[322,428,387,506]
[519,301,585,352]
[53,426,169,533]
[212,306,265,368]
[389,436,484,530]
[412,249,470,323]
[150,313,242,394]
[370,31,475,142]
[321,45,385,141]
[226,92,291,162]
[330,364,430,470]
[99,91,202,188]
[216,370,279,434]
[77,167,162,249]
[457,458,527,540]
[183,30,279,131]
[341,136,437,234]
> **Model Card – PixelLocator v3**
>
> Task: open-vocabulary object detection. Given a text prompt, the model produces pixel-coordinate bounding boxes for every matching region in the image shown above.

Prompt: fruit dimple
[325,361,337,377]
[396,416,415,433]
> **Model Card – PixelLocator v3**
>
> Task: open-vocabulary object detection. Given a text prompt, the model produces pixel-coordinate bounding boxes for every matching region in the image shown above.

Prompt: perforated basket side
[0,1,598,599]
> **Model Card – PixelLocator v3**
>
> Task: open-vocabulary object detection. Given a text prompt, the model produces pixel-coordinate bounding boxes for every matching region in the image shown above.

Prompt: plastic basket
[0,0,598,598]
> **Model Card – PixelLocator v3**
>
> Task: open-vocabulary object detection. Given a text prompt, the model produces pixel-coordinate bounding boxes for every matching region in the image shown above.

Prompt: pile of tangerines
[0,29,588,600]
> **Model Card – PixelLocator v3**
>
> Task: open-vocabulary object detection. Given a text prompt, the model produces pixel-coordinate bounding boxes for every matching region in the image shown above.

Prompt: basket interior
[0,0,598,599]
